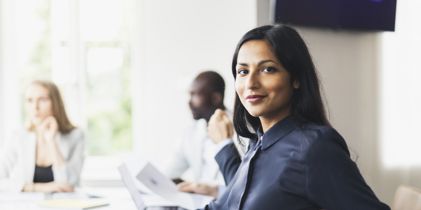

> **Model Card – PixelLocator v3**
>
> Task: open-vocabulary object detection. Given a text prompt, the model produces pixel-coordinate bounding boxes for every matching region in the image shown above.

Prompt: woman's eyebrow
[237,59,276,67]
[257,60,276,66]
[237,63,248,67]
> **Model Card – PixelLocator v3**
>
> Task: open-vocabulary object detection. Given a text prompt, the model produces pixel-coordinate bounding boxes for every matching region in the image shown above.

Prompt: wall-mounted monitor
[274,0,397,31]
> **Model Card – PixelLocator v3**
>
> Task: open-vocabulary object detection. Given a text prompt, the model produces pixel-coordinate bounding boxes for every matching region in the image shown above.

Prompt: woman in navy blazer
[204,25,390,210]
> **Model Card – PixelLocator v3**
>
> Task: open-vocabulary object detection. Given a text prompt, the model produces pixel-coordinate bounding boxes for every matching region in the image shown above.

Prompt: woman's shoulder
[61,127,85,141]
[297,123,349,157]
[295,124,351,167]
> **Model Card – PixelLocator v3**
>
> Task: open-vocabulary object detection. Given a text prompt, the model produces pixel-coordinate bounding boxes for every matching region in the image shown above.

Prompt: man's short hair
[195,70,225,99]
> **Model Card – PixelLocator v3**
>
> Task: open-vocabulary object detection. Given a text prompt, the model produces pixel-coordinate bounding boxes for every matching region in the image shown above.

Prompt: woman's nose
[245,71,260,90]
[33,101,40,111]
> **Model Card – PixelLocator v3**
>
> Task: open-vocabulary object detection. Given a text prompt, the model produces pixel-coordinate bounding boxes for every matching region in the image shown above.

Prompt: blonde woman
[0,80,85,192]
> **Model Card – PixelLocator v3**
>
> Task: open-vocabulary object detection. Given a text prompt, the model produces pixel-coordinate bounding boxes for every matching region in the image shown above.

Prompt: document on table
[136,162,214,210]
[118,160,177,209]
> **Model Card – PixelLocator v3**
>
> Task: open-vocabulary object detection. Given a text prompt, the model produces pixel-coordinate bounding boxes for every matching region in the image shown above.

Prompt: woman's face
[235,40,296,120]
[25,84,53,126]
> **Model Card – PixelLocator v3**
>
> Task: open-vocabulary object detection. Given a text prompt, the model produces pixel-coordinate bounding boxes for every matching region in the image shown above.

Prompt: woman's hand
[23,182,74,193]
[177,181,219,198]
[38,116,59,142]
[35,116,65,167]
[208,109,234,144]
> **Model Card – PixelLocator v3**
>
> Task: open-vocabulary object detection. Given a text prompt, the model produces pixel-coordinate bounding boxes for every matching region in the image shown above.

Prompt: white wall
[131,0,257,167]
[296,27,384,200]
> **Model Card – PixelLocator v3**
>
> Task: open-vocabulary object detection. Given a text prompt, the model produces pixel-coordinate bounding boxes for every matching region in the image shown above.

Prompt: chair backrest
[393,185,421,210]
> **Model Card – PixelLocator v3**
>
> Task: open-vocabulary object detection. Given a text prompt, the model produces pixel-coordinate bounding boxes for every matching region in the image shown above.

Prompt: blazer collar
[256,116,297,151]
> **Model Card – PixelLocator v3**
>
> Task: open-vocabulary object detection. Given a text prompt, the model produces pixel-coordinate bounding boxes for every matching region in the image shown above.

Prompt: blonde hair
[27,80,75,134]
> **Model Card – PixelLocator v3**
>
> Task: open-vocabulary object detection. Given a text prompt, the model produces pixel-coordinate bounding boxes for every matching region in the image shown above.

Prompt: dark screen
[275,0,397,31]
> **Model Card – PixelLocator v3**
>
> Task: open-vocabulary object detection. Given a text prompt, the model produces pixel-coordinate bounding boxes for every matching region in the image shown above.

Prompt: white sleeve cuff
[214,139,234,154]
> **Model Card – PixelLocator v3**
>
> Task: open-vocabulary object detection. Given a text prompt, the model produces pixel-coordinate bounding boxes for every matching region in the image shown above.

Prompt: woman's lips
[245,95,266,103]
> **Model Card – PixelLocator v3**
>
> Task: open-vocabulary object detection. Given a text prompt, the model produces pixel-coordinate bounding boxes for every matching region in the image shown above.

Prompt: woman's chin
[247,110,262,118]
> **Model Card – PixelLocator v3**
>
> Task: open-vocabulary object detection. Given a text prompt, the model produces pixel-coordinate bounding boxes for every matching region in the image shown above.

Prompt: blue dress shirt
[204,116,390,210]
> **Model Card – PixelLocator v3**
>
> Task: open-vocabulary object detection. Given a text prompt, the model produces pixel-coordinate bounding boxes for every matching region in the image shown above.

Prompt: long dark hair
[232,25,329,140]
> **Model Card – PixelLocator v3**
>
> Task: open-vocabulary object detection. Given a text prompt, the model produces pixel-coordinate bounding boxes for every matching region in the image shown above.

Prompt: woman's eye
[237,69,249,75]
[263,67,277,73]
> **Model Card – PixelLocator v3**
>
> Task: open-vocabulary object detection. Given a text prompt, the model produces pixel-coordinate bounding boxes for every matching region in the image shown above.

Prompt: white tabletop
[0,187,188,210]
[0,187,137,210]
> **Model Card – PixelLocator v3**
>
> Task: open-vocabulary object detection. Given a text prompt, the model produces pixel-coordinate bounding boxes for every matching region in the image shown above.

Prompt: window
[78,0,133,155]
[380,0,421,168]
[1,0,137,182]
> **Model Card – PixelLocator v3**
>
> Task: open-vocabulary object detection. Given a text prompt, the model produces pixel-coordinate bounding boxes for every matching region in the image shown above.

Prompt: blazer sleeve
[305,128,390,210]
[53,128,85,186]
[214,143,241,185]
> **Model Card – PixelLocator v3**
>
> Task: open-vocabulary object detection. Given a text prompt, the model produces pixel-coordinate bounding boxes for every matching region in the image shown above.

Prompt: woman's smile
[245,94,266,103]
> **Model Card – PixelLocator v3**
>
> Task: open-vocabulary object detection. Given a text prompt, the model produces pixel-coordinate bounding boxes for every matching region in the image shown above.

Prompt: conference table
[0,187,180,210]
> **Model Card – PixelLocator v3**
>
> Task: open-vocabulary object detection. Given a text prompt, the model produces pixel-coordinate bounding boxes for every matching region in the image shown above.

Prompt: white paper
[136,162,214,210]
[119,158,155,194]
[118,162,176,209]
